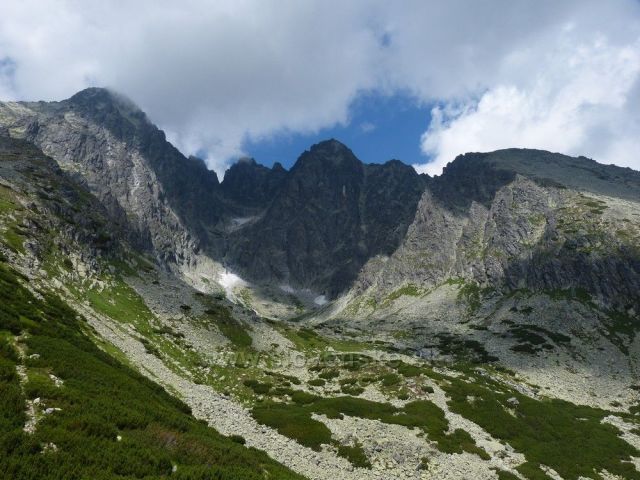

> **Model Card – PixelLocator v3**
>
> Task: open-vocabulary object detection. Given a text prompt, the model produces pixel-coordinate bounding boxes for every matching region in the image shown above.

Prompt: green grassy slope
[0,261,304,480]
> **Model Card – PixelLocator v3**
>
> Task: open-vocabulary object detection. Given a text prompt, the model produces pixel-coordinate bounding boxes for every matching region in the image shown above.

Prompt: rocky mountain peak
[0,89,227,265]
[225,139,427,295]
[272,161,286,172]
[1,84,640,480]
[294,139,362,173]
[66,87,149,128]
[221,156,287,207]
[309,138,351,154]
[432,147,640,214]
[3,87,638,308]
[68,86,119,105]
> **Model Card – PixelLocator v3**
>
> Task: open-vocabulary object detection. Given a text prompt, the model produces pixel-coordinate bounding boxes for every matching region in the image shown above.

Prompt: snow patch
[218,270,246,298]
[231,217,254,227]
[314,295,328,306]
[227,216,258,232]
[280,284,295,294]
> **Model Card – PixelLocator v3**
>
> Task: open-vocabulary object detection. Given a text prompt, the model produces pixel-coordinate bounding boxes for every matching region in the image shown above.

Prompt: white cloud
[416,35,640,175]
[359,121,376,133]
[0,0,382,175]
[0,0,639,175]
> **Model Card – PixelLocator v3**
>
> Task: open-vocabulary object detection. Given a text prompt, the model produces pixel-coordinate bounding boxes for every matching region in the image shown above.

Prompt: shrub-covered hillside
[0,260,304,480]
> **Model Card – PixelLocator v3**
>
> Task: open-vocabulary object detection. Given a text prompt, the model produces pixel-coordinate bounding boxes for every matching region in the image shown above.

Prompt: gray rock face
[0,135,125,273]
[225,140,427,296]
[0,90,428,295]
[221,157,287,209]
[1,88,639,315]
[0,88,225,267]
[1,93,267,295]
[349,150,640,315]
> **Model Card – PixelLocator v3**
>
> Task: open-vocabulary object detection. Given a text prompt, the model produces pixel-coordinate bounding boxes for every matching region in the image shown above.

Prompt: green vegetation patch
[443,370,640,480]
[0,261,303,479]
[318,369,340,380]
[0,185,27,254]
[393,361,424,378]
[579,197,608,215]
[252,394,488,462]
[0,184,20,214]
[86,278,154,326]
[340,383,364,396]
[264,370,301,385]
[435,333,498,363]
[509,324,571,355]
[204,304,253,349]
[291,391,319,405]
[456,281,494,315]
[457,282,482,313]
[603,309,639,354]
[379,372,401,387]
[510,328,549,352]
[494,469,521,480]
[2,225,26,254]
[242,379,272,395]
[336,376,370,396]
[252,402,332,451]
[334,353,373,371]
[546,287,596,307]
[336,442,371,468]
[276,325,367,353]
[383,283,424,305]
[515,462,554,480]
[0,336,25,439]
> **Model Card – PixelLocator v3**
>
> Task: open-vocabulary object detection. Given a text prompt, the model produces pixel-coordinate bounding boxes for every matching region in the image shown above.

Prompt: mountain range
[0,88,639,480]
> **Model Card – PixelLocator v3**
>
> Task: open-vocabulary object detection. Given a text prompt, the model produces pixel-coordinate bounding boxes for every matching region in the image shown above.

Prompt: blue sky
[242,93,432,169]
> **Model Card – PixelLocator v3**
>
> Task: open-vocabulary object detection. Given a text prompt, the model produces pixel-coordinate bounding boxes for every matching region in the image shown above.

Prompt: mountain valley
[0,88,639,480]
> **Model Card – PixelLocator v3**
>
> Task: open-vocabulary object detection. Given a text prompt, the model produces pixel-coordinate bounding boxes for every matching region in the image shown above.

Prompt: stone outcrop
[225,140,427,296]
[346,149,640,318]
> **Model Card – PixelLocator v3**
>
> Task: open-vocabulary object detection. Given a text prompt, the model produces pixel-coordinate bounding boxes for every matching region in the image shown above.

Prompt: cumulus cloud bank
[417,33,640,175]
[1,0,639,175]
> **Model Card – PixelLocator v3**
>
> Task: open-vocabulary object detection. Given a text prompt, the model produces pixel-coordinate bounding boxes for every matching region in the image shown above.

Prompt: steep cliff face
[0,91,429,296]
[221,157,287,209]
[224,140,427,296]
[1,89,639,313]
[0,135,127,278]
[343,149,640,321]
[0,88,223,267]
